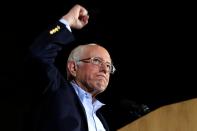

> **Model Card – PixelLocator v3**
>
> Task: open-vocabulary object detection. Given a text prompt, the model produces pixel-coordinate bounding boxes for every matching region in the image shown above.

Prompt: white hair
[67,43,97,62]
[66,43,97,80]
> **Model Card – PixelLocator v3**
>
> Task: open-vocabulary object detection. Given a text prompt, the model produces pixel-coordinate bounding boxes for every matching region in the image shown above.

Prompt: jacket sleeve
[25,21,75,95]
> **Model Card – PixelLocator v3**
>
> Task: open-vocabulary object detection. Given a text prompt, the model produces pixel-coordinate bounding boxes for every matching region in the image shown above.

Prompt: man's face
[75,45,111,96]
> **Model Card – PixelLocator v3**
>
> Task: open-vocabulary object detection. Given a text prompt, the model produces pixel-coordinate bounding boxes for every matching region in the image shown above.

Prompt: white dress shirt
[71,81,106,131]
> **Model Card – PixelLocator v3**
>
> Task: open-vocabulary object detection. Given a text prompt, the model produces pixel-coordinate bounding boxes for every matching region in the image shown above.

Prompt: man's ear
[67,61,77,77]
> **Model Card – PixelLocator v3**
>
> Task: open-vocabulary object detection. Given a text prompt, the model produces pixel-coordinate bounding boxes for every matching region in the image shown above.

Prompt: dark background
[1,0,196,130]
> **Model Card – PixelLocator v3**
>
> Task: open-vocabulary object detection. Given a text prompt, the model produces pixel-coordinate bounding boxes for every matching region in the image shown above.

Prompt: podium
[118,98,197,131]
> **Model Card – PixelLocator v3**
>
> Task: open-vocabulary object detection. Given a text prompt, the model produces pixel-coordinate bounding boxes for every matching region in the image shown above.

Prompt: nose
[99,63,109,74]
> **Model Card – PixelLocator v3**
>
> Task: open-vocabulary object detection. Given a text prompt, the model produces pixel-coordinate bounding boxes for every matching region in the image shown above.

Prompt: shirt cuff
[59,18,72,32]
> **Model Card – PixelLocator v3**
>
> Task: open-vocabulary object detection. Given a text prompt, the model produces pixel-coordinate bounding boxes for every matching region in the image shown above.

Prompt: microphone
[119,99,150,118]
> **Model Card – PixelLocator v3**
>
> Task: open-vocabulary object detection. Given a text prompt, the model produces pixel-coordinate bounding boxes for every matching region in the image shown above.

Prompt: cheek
[81,68,97,82]
[84,66,98,78]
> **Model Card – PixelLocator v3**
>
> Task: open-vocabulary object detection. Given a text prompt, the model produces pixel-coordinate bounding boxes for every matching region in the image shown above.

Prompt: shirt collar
[70,80,105,112]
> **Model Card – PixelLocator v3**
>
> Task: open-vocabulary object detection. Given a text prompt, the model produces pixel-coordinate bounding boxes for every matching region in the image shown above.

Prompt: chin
[95,84,107,92]
[94,80,108,92]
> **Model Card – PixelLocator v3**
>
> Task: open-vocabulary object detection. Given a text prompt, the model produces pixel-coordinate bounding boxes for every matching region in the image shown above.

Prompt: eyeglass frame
[77,57,116,74]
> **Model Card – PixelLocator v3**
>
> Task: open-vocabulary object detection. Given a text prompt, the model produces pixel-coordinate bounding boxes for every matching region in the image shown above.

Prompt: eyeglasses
[78,57,116,74]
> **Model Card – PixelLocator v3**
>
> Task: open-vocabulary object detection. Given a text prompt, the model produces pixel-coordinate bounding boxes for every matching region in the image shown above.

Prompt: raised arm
[25,4,89,93]
[30,4,89,64]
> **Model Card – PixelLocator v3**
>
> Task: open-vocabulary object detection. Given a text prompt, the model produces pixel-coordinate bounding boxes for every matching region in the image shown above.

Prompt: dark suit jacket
[24,22,109,131]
